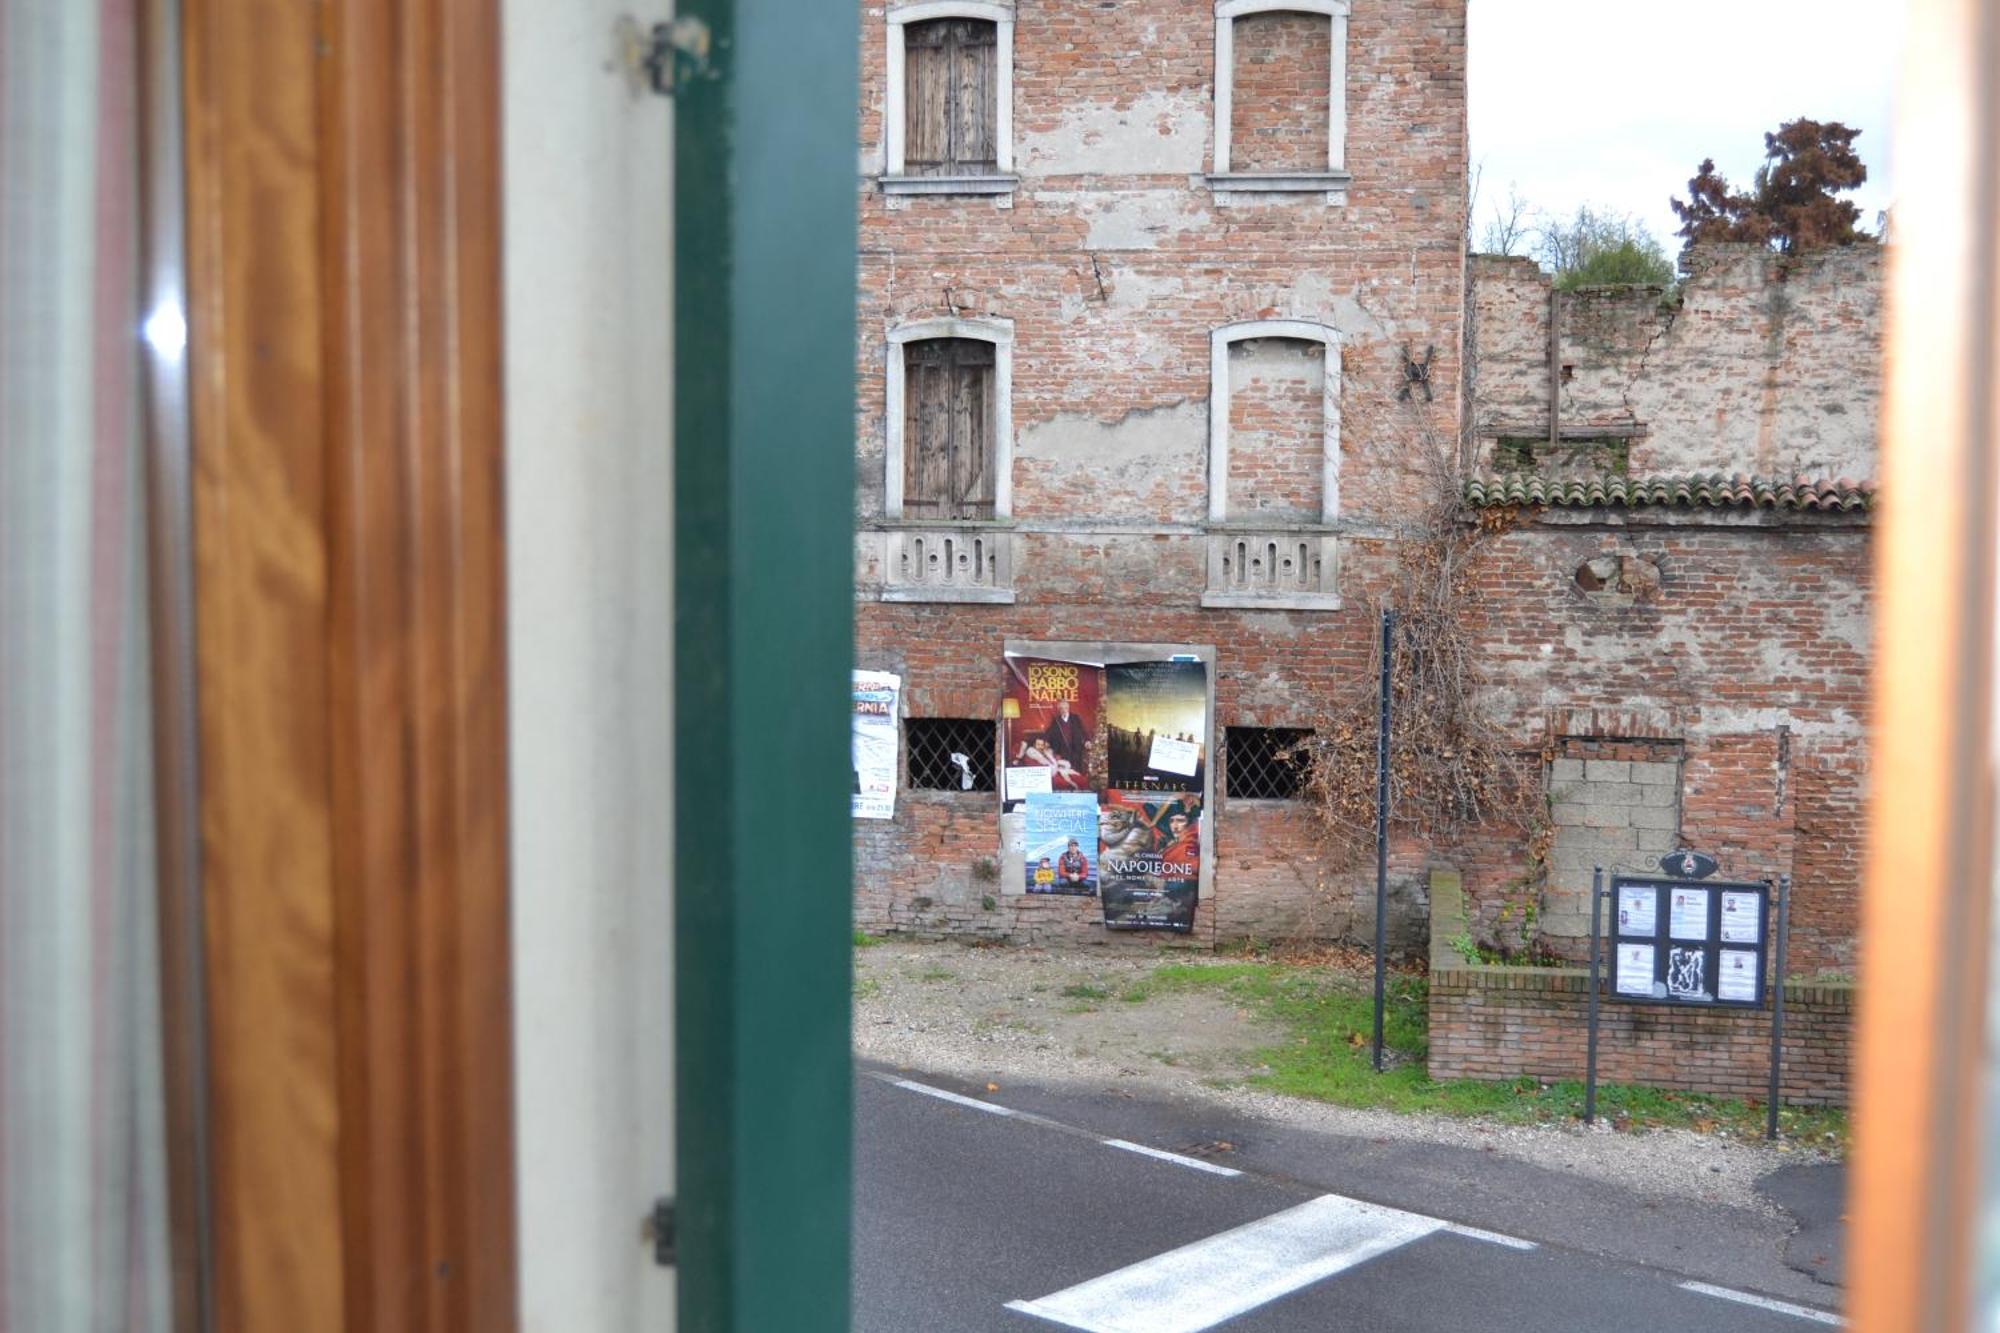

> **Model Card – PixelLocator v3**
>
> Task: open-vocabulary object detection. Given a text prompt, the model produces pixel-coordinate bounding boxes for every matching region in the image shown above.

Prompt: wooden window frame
[882,1,1015,194]
[901,336,998,520]
[1207,0,1351,201]
[884,316,1014,521]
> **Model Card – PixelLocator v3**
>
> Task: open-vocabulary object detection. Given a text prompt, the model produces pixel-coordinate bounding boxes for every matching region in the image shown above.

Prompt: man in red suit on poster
[1041,697,1089,778]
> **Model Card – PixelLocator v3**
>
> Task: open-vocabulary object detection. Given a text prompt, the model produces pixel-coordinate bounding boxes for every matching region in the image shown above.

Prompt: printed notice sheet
[1147,734,1201,778]
[1668,888,1711,940]
[1616,943,1656,997]
[1005,766,1053,801]
[1718,948,1759,1002]
[1720,890,1762,944]
[1616,886,1657,937]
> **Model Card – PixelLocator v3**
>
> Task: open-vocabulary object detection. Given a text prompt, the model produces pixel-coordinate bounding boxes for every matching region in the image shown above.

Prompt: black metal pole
[1766,875,1792,1141]
[1585,866,1603,1124]
[1372,608,1393,1073]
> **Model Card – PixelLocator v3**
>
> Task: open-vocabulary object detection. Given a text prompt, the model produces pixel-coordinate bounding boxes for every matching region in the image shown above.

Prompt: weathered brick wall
[1455,519,1870,975]
[854,0,1468,946]
[1229,11,1333,172]
[1468,244,1883,480]
[1427,966,1854,1106]
[1226,338,1326,520]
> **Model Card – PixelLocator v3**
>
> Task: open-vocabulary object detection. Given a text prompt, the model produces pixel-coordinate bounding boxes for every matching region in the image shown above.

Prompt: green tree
[1671,118,1872,254]
[1538,206,1675,290]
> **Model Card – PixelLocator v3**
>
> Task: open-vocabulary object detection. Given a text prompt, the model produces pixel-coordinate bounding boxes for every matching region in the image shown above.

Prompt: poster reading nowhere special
[851,670,901,820]
[1002,655,1102,808]
[1098,790,1201,931]
[1024,791,1098,895]
[1105,661,1207,793]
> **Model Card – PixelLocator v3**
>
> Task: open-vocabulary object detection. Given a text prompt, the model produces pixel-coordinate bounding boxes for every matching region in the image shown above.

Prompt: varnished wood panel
[181,0,346,1326]
[181,0,514,1326]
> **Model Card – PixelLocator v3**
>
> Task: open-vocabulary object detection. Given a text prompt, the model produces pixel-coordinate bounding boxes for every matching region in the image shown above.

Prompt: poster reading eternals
[1098,790,1201,931]
[1002,655,1102,808]
[1024,792,1099,895]
[851,670,901,820]
[1105,661,1207,793]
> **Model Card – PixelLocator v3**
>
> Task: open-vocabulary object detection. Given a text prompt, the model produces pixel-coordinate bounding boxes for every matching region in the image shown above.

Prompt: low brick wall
[1427,965,1854,1106]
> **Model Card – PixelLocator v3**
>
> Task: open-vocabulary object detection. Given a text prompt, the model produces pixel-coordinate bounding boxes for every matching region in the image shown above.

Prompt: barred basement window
[907,718,997,792]
[1225,726,1312,799]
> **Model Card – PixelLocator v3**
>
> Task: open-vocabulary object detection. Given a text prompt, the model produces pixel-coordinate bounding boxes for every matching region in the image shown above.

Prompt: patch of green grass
[1060,982,1110,1001]
[853,929,887,948]
[1116,959,1849,1147]
[916,964,954,983]
[853,976,881,1001]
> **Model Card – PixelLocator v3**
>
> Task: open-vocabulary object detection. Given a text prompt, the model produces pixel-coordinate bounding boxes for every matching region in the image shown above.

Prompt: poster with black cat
[1105,660,1207,793]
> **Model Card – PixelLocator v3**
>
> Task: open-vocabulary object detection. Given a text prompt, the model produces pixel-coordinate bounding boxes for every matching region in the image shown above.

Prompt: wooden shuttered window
[903,338,996,520]
[903,18,998,175]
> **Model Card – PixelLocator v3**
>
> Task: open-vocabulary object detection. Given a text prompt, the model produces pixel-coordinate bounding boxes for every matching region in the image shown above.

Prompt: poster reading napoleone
[1098,790,1201,931]
[1105,661,1208,793]
[1024,791,1099,895]
[851,670,902,820]
[1002,655,1102,809]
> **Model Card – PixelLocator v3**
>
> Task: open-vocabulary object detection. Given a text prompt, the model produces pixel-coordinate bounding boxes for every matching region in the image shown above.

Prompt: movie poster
[1105,661,1208,793]
[851,670,901,820]
[1098,790,1201,931]
[1024,791,1099,895]
[1002,655,1103,809]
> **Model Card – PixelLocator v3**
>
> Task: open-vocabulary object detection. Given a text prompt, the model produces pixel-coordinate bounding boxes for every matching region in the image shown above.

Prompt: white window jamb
[885,315,1015,520]
[1207,319,1341,524]
[1210,0,1351,192]
[884,1,1015,187]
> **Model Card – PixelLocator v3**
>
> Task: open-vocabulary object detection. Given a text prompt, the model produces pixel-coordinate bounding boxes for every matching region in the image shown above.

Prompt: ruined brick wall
[854,0,1468,947]
[1467,244,1883,481]
[1452,517,1871,976]
[1226,338,1327,521]
[1427,968,1854,1106]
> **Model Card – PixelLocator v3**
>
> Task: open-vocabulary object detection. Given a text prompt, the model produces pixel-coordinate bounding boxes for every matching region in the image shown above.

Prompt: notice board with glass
[1606,876,1772,1008]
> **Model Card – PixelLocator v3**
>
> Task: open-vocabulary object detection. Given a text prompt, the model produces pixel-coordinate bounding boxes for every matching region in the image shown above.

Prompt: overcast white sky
[1467,0,1902,256]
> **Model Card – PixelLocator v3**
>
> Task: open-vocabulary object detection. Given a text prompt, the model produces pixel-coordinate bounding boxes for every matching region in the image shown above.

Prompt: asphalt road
[853,1063,1844,1332]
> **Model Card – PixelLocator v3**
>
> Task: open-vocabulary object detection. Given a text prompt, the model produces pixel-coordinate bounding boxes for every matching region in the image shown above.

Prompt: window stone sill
[879,174,1018,196]
[1199,592,1343,612]
[882,585,1017,605]
[1204,171,1350,203]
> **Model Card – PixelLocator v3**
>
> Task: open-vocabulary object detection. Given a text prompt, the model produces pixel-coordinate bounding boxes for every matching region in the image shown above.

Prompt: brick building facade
[853,0,1469,945]
[850,0,1878,1002]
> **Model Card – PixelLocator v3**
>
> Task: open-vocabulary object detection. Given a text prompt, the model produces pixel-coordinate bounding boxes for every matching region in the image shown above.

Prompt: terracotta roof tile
[1463,472,1875,513]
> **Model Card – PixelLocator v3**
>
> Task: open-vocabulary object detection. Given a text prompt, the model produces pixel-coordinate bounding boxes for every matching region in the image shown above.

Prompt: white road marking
[1100,1139,1244,1177]
[892,1078,1016,1116]
[1440,1221,1538,1251]
[1007,1193,1530,1332]
[1679,1281,1844,1325]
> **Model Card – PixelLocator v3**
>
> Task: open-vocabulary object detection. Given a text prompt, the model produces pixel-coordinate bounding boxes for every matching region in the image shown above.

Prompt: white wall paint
[503,4,675,1328]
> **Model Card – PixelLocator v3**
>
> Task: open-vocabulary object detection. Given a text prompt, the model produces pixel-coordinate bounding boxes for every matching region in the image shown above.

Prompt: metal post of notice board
[1372,608,1394,1073]
[1766,874,1792,1141]
[1585,866,1604,1125]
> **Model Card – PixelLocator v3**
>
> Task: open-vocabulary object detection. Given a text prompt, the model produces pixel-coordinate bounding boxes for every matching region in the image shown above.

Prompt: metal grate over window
[1225,727,1312,800]
[907,718,997,792]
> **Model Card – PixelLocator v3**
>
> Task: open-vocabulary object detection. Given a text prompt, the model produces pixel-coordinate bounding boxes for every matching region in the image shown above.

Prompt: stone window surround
[883,315,1015,521]
[1207,318,1341,525]
[1208,0,1352,200]
[881,1,1017,196]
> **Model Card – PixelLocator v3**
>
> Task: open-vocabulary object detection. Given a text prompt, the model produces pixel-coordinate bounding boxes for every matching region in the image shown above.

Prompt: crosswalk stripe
[1005,1194,1449,1333]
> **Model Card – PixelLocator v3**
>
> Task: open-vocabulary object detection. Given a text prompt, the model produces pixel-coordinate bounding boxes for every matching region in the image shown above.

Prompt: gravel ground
[854,940,1835,1215]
